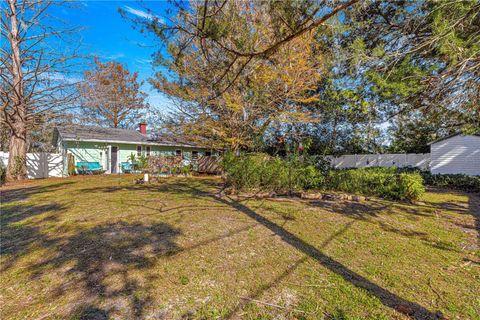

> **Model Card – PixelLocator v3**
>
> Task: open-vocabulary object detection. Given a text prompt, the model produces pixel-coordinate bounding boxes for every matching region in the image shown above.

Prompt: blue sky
[51,1,172,114]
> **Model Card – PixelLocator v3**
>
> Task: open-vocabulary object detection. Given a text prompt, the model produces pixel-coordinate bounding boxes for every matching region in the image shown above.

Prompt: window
[137,145,142,156]
[175,149,182,157]
[192,150,199,160]
[205,151,212,157]
[146,146,151,156]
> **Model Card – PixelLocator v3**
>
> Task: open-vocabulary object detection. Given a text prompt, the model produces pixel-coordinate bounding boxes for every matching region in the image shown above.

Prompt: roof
[428,132,480,145]
[56,125,149,144]
[54,125,203,148]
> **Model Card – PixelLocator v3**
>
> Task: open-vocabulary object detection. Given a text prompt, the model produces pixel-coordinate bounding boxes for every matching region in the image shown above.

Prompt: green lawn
[1,175,479,319]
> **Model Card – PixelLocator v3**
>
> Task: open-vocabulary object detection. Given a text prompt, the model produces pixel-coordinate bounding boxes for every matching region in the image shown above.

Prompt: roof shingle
[56,125,149,143]
[54,125,202,148]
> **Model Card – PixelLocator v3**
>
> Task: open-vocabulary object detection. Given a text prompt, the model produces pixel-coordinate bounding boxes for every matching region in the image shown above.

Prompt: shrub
[299,164,325,189]
[221,155,425,200]
[179,165,191,176]
[221,153,324,193]
[324,167,425,200]
[136,154,149,171]
[421,172,480,193]
[397,172,425,200]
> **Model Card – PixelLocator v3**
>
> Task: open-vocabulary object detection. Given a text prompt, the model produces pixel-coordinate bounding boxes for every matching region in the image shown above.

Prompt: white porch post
[106,145,111,174]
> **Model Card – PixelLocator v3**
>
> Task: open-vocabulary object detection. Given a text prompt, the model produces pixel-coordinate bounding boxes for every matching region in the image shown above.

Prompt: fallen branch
[286,282,334,288]
[428,278,446,307]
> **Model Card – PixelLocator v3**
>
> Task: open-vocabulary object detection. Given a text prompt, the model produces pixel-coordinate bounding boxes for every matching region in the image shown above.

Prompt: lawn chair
[120,162,133,173]
[76,162,104,175]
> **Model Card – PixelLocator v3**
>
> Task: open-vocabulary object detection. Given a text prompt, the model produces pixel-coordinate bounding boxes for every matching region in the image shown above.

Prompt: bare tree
[78,58,148,129]
[0,0,81,180]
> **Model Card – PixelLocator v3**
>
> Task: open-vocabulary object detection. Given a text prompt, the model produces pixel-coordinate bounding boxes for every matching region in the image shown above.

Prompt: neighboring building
[53,123,215,175]
[429,133,480,176]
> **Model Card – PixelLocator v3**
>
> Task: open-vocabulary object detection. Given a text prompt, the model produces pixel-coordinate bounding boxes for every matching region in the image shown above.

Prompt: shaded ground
[1,175,479,319]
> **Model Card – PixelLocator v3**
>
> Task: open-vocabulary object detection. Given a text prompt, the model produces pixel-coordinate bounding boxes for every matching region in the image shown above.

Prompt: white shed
[429,133,480,176]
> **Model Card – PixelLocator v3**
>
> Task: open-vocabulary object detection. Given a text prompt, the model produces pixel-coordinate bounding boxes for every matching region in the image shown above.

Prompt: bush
[221,155,425,200]
[398,167,480,193]
[221,153,324,193]
[324,167,425,200]
[420,172,480,193]
[397,172,426,200]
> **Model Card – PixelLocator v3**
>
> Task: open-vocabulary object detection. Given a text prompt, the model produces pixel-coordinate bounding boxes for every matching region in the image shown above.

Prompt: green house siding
[61,140,213,175]
[65,141,107,162]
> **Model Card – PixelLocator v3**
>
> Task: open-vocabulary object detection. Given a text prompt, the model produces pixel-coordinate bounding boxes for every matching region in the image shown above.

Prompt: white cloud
[135,58,153,65]
[43,72,83,84]
[123,6,163,22]
[104,52,125,60]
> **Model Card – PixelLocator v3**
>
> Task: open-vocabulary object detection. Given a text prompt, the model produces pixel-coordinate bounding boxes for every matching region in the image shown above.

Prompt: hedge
[324,167,425,200]
[221,153,323,193]
[421,172,480,193]
[222,155,425,200]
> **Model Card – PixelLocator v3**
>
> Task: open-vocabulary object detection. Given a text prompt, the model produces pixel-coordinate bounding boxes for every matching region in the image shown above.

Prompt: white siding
[430,135,480,175]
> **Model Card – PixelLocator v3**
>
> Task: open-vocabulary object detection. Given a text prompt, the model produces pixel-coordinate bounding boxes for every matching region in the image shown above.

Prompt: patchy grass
[1,175,479,320]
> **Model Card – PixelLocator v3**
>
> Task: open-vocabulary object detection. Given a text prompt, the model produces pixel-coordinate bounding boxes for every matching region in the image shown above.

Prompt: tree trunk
[6,0,28,180]
[7,122,28,180]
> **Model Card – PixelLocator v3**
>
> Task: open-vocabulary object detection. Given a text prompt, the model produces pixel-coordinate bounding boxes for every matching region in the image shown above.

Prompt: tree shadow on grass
[308,200,469,254]
[0,181,76,203]
[1,202,67,271]
[27,221,181,319]
[112,199,235,222]
[68,304,110,320]
[58,179,444,318]
[1,183,182,319]
[467,193,480,248]
[77,178,221,199]
[1,202,66,225]
[214,195,444,319]
[225,221,356,318]
[307,199,390,220]
[421,188,472,214]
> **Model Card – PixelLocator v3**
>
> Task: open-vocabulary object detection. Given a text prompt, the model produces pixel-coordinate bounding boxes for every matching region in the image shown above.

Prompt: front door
[111,146,118,173]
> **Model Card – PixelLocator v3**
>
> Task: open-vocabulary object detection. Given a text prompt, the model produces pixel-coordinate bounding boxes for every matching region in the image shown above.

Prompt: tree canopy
[78,58,148,129]
[125,0,478,154]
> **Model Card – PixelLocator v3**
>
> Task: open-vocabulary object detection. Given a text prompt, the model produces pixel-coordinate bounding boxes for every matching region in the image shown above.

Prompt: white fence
[326,153,430,170]
[0,152,63,179]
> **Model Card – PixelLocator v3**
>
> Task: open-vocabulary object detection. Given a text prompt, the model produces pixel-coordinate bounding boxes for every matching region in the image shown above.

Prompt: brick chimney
[139,122,147,135]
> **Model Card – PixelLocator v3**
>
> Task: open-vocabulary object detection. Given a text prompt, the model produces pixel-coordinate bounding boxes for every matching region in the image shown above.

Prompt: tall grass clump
[325,167,425,200]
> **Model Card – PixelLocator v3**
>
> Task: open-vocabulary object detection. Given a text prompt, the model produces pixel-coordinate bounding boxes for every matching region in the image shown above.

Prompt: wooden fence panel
[197,156,220,174]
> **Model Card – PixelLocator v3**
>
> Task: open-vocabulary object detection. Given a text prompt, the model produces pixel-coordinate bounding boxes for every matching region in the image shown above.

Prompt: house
[53,123,215,175]
[429,133,480,176]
